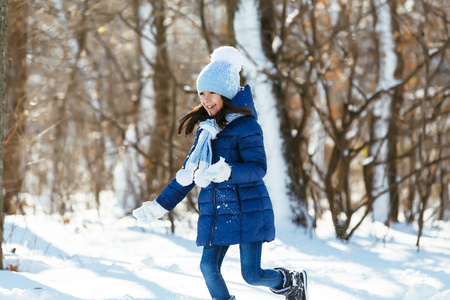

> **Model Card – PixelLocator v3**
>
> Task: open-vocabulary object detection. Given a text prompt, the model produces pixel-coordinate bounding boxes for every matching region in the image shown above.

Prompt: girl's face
[200,91,223,116]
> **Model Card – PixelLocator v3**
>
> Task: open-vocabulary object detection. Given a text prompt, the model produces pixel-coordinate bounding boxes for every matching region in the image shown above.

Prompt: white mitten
[204,157,231,183]
[193,169,211,188]
[132,201,168,224]
[176,162,196,186]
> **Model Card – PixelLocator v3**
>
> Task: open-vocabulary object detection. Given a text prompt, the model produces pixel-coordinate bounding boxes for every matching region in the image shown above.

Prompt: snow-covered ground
[1,196,450,300]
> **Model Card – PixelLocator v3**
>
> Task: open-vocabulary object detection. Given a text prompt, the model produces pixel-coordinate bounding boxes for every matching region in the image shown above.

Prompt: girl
[133,46,308,300]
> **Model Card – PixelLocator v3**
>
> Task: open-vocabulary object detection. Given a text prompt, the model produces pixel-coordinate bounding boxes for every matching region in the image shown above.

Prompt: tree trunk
[405,154,416,223]
[386,0,403,223]
[145,0,173,207]
[50,0,88,215]
[370,0,396,224]
[0,0,9,271]
[199,0,212,53]
[258,0,309,227]
[438,170,447,221]
[224,0,238,46]
[3,0,27,215]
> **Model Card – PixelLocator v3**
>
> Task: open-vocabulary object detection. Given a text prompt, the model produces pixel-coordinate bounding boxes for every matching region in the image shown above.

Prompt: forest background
[0,0,449,271]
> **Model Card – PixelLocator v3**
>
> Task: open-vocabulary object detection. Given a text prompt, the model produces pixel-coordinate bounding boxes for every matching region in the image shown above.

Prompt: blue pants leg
[239,241,283,288]
[200,242,283,300]
[200,245,231,300]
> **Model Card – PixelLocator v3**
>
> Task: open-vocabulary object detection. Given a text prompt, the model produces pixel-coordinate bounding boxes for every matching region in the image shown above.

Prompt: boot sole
[301,270,308,300]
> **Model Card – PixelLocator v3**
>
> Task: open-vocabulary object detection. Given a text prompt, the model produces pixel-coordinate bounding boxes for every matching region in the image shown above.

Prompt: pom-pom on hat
[197,46,243,100]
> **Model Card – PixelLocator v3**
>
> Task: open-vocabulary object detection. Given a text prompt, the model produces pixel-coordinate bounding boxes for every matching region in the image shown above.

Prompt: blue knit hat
[197,46,243,100]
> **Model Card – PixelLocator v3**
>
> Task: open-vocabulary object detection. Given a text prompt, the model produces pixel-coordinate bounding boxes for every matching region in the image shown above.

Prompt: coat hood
[231,84,258,120]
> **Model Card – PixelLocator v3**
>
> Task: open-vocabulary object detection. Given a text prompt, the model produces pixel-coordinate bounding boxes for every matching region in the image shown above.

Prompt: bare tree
[144,0,172,200]
[257,0,310,227]
[3,0,27,215]
[0,0,9,270]
[254,0,450,239]
[22,0,147,215]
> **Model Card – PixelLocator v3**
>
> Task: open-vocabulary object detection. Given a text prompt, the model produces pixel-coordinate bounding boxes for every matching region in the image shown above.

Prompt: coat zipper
[236,186,242,243]
[208,184,218,246]
[236,187,242,210]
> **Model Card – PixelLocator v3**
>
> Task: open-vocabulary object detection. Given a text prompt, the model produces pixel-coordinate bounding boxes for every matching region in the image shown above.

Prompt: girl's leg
[200,245,231,300]
[239,241,283,288]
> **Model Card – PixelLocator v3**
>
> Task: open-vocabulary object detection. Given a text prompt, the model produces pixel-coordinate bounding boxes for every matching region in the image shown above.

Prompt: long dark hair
[178,96,253,137]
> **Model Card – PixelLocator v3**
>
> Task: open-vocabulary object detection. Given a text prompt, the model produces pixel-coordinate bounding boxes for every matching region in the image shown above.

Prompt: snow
[1,199,450,300]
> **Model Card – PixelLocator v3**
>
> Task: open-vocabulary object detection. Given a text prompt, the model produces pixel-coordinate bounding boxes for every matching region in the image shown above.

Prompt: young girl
[133,46,308,300]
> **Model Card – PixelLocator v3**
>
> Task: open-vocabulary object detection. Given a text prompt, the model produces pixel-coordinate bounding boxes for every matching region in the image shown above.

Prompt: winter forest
[0,0,449,299]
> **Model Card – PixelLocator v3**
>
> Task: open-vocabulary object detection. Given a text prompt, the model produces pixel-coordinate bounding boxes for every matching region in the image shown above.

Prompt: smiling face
[200,91,224,117]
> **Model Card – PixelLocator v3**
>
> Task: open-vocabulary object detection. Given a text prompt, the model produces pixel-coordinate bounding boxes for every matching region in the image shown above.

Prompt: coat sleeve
[226,119,267,184]
[155,131,200,211]
[156,178,195,211]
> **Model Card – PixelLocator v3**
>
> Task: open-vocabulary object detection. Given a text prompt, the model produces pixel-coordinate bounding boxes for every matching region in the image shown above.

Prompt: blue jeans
[200,241,283,300]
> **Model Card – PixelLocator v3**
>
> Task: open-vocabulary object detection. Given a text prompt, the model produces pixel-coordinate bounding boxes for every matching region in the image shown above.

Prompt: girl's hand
[204,157,231,183]
[132,201,168,224]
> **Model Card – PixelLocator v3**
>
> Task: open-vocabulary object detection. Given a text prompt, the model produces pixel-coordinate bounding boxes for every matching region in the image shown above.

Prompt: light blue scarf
[176,114,242,187]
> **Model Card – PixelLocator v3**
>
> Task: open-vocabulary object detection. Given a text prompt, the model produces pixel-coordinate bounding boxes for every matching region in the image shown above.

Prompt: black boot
[269,267,308,300]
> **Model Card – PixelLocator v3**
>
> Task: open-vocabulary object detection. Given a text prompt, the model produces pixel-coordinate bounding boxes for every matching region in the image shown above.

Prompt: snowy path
[1,213,450,300]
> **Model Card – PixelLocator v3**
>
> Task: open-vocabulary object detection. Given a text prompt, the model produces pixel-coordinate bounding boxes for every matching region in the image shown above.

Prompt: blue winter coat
[155,85,276,246]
